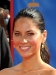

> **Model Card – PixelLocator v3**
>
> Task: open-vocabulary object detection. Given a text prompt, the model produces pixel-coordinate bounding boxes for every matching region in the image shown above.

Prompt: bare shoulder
[41,62,56,75]
[42,69,56,75]
[49,69,56,75]
[0,65,20,75]
[0,63,22,75]
[0,68,12,75]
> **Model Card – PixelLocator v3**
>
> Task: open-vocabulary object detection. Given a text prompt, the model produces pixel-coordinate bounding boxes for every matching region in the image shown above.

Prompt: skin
[13,17,47,58]
[0,17,56,75]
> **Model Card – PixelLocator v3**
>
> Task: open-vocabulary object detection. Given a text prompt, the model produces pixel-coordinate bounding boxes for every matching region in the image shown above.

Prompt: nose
[20,37,28,44]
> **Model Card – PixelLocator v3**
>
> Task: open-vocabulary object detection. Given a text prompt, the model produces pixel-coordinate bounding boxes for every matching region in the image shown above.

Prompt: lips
[19,46,30,51]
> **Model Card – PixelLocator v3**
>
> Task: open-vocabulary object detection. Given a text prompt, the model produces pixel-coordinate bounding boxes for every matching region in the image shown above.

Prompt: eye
[14,33,21,36]
[27,33,34,36]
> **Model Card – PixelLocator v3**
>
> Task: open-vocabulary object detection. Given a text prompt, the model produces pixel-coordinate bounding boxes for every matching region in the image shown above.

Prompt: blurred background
[0,0,10,41]
[0,0,10,10]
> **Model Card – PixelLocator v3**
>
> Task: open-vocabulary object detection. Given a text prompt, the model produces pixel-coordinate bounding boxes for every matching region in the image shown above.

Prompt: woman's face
[13,17,47,58]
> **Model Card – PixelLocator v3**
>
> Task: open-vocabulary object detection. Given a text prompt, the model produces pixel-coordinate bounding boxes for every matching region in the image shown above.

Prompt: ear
[42,30,47,43]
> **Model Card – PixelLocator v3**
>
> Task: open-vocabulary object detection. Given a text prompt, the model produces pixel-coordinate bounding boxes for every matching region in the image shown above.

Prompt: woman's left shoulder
[44,69,56,75]
[49,69,56,75]
[40,68,56,75]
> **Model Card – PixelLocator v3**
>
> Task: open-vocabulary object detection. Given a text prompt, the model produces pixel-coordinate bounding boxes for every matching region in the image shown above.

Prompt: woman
[0,7,56,75]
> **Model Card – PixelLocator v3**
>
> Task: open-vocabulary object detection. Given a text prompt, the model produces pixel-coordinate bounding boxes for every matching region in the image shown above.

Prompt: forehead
[14,17,39,30]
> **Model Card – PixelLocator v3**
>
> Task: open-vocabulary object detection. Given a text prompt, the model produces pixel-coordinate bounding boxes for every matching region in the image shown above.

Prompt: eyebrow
[14,30,34,33]
[27,30,34,32]
[14,30,20,32]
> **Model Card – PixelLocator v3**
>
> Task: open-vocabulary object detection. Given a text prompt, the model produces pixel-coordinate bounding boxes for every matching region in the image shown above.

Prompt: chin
[21,54,30,58]
[21,53,35,59]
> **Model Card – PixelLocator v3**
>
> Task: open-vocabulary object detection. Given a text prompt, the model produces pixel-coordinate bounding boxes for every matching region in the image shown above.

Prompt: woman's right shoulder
[0,63,22,75]
[0,68,12,75]
[0,66,18,75]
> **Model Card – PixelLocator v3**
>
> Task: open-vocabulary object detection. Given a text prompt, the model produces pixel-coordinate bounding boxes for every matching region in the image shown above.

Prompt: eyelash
[14,33,34,36]
[15,33,20,36]
[27,33,34,36]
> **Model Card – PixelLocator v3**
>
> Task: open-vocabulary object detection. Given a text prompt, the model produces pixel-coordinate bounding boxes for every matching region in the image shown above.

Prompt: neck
[21,52,43,72]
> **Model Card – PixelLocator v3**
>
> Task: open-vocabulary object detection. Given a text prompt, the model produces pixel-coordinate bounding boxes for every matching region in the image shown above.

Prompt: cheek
[29,38,38,46]
[13,39,19,46]
[29,37,41,47]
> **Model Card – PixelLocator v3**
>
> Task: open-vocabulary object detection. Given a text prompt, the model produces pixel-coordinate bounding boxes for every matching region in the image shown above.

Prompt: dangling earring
[42,43,45,49]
